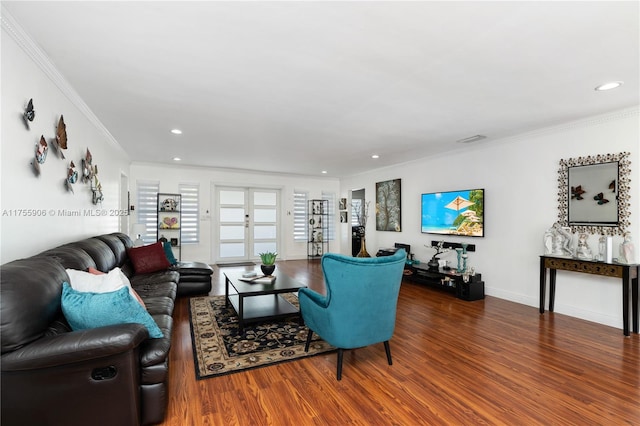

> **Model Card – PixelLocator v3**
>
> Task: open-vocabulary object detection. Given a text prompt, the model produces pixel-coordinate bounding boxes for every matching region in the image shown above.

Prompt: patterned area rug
[189,294,334,379]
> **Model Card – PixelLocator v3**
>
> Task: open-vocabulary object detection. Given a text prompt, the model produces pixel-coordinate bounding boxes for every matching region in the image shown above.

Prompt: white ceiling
[4,1,639,177]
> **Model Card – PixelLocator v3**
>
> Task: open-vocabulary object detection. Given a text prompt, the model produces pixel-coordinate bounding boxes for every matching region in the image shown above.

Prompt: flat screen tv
[421,189,484,237]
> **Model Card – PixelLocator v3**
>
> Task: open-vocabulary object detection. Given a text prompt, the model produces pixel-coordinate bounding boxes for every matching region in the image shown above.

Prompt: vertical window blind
[293,191,308,241]
[179,183,200,244]
[351,198,362,227]
[136,180,159,244]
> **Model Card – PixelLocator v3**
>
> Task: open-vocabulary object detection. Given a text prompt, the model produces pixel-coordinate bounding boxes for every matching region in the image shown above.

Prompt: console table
[539,255,639,336]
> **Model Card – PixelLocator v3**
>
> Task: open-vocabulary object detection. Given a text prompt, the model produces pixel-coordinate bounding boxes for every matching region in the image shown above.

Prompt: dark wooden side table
[539,255,639,336]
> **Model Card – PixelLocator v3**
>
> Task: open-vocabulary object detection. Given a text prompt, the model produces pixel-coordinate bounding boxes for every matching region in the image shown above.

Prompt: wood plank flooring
[160,260,640,425]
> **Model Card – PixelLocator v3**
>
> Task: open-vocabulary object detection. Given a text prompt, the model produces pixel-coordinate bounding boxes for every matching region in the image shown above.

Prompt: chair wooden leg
[337,348,344,381]
[304,329,313,352]
[384,341,393,365]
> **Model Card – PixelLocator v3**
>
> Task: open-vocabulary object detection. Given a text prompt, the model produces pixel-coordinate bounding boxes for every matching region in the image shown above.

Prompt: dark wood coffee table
[223,270,306,331]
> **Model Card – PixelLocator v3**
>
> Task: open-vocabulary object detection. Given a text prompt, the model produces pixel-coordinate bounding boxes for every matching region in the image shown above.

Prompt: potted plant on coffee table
[259,251,277,276]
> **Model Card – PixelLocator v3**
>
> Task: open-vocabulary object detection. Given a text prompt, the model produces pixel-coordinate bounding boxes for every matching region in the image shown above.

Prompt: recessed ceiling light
[595,81,624,91]
[457,135,487,144]
[173,157,181,161]
[321,170,327,174]
[171,129,183,135]
[371,154,380,159]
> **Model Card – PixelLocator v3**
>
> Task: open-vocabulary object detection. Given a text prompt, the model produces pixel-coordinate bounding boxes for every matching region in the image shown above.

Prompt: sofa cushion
[37,246,97,271]
[61,283,163,338]
[127,242,171,274]
[1,258,68,353]
[113,232,134,249]
[130,270,180,287]
[142,297,175,317]
[73,238,118,272]
[132,281,178,300]
[95,233,129,267]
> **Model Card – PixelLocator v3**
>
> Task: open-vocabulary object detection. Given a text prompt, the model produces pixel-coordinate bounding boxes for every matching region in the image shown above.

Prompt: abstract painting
[376,178,401,232]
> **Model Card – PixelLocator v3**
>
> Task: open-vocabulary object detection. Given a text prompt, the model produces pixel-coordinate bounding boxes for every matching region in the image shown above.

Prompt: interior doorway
[120,172,129,235]
[350,188,365,256]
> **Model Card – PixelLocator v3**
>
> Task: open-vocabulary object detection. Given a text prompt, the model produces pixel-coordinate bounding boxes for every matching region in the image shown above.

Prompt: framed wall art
[376,178,401,232]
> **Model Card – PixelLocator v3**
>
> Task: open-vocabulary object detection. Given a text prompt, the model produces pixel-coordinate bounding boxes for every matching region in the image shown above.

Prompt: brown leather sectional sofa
[0,232,212,425]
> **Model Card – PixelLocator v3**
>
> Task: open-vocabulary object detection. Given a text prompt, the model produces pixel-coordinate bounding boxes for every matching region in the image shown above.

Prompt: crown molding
[1,6,129,159]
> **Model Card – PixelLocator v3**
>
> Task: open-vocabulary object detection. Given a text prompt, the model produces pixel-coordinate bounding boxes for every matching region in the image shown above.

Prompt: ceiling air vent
[456,135,487,144]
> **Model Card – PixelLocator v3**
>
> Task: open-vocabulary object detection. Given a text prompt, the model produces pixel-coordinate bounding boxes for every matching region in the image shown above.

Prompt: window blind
[179,183,200,244]
[293,191,308,241]
[136,180,159,244]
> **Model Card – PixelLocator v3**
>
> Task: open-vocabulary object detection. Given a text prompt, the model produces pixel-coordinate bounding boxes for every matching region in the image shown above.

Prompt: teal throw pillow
[163,241,178,265]
[61,282,163,338]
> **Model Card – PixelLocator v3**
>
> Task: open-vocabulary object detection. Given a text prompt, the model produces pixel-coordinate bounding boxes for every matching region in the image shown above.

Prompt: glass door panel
[218,189,247,261]
[216,187,279,263]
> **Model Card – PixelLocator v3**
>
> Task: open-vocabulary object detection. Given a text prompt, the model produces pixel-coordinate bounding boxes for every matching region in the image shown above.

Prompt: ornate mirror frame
[557,152,631,235]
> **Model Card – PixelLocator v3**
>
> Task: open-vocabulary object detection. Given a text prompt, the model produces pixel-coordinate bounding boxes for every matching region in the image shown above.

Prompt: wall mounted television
[421,189,484,237]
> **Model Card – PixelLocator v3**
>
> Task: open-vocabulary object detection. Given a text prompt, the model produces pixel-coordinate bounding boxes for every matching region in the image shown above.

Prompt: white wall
[340,108,639,330]
[129,163,340,263]
[1,17,131,263]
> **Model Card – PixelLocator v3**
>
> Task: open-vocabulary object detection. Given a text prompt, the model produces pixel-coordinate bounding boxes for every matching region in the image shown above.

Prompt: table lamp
[131,223,146,247]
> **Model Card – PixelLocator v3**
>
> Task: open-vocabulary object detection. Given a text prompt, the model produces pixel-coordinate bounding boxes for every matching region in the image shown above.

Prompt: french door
[216,187,279,263]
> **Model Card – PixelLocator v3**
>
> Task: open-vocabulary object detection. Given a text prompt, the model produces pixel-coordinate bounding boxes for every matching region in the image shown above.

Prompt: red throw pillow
[127,242,171,274]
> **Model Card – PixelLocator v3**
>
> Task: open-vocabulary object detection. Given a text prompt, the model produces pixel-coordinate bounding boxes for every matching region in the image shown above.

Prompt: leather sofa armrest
[1,323,148,371]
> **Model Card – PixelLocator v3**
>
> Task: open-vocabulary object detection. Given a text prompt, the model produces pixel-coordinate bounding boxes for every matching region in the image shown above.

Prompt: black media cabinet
[406,263,485,301]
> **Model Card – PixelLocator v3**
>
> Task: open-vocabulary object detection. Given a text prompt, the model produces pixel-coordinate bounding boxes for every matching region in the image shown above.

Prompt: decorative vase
[455,248,464,272]
[261,264,275,276]
[461,243,469,272]
[427,257,440,271]
[356,236,371,258]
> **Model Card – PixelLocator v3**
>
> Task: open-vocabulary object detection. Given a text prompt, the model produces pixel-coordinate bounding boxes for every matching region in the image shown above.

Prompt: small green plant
[259,251,278,265]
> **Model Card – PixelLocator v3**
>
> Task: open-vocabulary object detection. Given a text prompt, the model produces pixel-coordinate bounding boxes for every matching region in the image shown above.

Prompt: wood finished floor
[160,259,640,425]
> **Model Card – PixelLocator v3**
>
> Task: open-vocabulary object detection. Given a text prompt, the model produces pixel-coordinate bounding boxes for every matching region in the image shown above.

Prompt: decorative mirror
[557,152,630,235]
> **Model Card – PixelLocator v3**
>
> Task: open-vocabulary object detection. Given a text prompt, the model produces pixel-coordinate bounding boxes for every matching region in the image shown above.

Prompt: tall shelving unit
[157,193,182,261]
[308,199,329,259]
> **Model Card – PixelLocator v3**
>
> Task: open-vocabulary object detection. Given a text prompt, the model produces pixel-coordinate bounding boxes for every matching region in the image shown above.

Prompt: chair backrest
[320,249,406,348]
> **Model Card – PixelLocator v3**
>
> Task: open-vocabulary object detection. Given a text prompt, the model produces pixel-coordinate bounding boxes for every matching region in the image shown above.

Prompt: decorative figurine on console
[575,233,593,260]
[619,232,636,264]
[543,222,573,257]
[425,241,451,271]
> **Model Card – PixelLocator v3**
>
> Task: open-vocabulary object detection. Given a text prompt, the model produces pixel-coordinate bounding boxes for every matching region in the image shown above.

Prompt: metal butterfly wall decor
[66,161,78,193]
[31,135,49,176]
[91,176,104,205]
[23,98,35,128]
[52,115,68,159]
[81,148,95,183]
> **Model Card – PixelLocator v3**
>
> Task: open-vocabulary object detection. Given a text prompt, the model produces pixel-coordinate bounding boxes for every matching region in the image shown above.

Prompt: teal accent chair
[299,249,406,380]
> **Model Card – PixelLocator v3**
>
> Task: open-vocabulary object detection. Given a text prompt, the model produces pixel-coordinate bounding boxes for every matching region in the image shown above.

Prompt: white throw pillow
[65,268,141,304]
